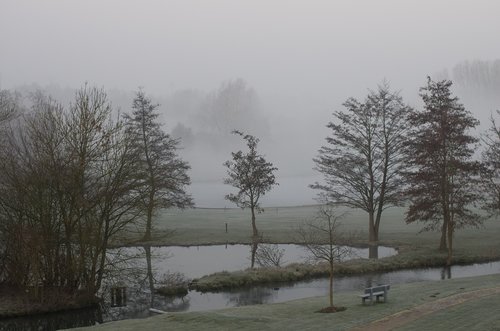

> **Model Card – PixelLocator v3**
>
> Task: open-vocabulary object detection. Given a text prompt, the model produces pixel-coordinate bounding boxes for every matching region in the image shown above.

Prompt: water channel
[1,244,499,331]
[123,244,398,279]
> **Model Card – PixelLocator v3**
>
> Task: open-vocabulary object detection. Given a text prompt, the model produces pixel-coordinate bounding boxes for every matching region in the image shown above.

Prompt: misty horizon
[2,0,499,207]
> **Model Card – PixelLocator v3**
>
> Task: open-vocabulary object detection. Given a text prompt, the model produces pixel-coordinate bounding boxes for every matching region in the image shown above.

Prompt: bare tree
[70,90,141,293]
[224,131,278,268]
[405,78,483,265]
[0,89,21,123]
[312,83,411,258]
[297,207,352,311]
[124,90,193,242]
[0,89,21,281]
[0,86,142,296]
[0,93,67,289]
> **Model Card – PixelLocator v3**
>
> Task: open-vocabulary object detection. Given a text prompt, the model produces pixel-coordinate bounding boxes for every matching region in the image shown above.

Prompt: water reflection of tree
[142,245,191,312]
[441,266,452,279]
[144,245,155,305]
[250,238,258,269]
[154,295,191,312]
[255,243,286,267]
[100,245,190,320]
[226,287,276,307]
[369,245,379,259]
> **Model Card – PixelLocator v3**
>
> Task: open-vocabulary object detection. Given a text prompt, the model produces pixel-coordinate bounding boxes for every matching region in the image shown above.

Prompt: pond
[1,244,499,331]
[121,244,398,279]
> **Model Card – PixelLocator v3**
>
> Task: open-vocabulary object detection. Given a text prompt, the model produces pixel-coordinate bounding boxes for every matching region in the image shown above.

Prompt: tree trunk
[439,220,447,251]
[95,244,108,295]
[250,206,258,238]
[368,211,378,259]
[144,192,154,241]
[446,221,453,266]
[250,206,259,269]
[374,209,382,243]
[64,229,75,289]
[368,211,376,242]
[329,262,334,307]
[95,219,111,295]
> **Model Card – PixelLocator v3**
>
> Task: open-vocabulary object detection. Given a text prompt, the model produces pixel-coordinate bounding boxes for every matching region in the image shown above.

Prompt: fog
[1,0,499,207]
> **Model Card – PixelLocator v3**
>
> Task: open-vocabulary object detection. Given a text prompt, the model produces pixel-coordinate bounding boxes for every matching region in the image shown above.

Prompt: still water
[145,260,500,313]
[124,244,398,279]
[1,244,499,331]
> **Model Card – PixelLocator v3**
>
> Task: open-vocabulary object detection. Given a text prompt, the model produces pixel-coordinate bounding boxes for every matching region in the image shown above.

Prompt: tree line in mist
[0,71,499,303]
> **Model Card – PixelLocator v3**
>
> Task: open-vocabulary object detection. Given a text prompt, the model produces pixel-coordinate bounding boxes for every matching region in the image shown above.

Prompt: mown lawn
[70,273,500,331]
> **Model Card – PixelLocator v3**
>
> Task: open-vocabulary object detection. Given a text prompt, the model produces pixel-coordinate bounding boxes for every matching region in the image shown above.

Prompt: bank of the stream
[67,273,500,331]
[190,243,500,292]
[3,242,499,321]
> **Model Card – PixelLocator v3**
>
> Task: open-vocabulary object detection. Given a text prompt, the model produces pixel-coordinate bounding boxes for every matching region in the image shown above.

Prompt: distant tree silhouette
[201,79,269,138]
[452,59,500,94]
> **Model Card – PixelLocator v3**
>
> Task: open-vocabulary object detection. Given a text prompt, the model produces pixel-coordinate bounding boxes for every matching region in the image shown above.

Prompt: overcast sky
[1,0,499,206]
[2,1,499,94]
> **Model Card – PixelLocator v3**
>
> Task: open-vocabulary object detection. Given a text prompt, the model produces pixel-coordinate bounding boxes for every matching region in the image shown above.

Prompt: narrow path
[350,286,500,331]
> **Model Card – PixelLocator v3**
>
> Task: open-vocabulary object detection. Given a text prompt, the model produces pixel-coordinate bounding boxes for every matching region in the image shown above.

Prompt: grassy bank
[69,273,500,331]
[120,205,500,291]
[191,245,499,292]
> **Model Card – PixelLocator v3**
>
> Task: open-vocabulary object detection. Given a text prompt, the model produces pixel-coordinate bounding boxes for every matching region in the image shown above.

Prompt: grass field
[128,205,500,260]
[70,273,500,331]
[133,205,427,245]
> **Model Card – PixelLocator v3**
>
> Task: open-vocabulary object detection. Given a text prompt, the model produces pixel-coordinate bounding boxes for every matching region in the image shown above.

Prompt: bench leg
[378,294,388,303]
[362,297,372,305]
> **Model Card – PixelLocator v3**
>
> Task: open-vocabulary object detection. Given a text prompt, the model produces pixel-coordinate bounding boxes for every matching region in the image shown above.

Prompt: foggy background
[1,0,499,207]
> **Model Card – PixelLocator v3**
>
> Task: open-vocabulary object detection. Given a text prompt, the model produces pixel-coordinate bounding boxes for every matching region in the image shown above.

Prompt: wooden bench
[359,284,390,304]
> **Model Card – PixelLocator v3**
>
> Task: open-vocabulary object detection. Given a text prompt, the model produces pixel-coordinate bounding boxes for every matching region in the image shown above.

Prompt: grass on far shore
[122,205,500,254]
[69,273,500,331]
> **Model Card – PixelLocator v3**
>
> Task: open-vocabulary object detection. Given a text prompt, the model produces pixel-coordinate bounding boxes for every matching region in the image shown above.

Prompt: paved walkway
[350,286,500,331]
